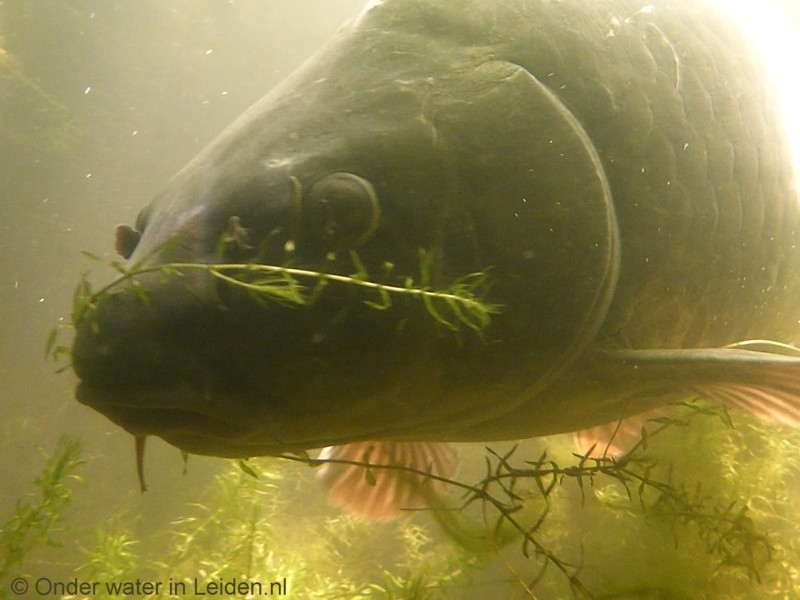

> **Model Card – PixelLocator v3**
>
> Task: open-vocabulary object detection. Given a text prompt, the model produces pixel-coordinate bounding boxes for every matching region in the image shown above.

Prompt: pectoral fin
[315,441,457,520]
[574,408,667,459]
[602,343,800,426]
[576,342,800,457]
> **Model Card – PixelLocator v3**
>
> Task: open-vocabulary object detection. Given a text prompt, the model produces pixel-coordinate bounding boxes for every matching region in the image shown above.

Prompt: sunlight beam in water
[710,0,800,187]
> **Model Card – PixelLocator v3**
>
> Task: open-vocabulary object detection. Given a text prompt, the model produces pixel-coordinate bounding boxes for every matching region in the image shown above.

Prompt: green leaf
[45,327,59,359]
[237,459,259,480]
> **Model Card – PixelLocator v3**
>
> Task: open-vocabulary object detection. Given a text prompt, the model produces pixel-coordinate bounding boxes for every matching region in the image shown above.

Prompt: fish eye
[302,172,380,250]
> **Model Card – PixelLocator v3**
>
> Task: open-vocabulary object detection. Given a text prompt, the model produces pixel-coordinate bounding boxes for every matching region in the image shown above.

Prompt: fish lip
[76,380,217,415]
[75,381,274,451]
[75,381,394,457]
[75,381,346,456]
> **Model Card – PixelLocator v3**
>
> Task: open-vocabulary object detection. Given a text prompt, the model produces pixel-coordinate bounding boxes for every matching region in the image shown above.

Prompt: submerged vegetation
[0,10,73,151]
[46,251,498,367]
[4,412,799,598]
[0,437,84,595]
[74,457,475,600]
[278,401,800,598]
[0,43,65,113]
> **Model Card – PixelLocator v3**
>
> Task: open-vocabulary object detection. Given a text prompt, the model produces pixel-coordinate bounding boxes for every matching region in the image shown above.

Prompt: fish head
[72,3,619,456]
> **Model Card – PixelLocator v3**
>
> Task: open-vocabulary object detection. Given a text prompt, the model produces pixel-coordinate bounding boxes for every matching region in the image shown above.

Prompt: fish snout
[71,271,223,396]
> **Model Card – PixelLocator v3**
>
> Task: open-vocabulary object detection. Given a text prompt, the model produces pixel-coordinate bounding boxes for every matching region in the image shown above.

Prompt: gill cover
[423,60,620,425]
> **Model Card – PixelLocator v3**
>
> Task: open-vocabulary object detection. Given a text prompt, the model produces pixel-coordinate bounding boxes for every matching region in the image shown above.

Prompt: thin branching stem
[278,452,593,597]
[58,254,499,350]
[276,405,775,597]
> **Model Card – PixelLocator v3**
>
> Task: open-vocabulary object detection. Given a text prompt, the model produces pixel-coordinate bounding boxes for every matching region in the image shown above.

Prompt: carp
[72,0,800,518]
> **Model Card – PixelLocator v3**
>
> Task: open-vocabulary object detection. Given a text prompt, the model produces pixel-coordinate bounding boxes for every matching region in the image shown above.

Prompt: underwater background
[1,1,800,598]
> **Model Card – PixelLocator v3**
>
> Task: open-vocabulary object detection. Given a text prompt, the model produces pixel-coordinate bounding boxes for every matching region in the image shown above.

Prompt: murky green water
[2,2,800,598]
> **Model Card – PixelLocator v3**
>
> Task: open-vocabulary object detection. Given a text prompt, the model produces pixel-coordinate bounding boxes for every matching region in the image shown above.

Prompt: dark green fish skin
[72,0,800,456]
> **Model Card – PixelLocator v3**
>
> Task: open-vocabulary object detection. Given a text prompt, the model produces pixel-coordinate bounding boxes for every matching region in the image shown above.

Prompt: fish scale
[537,3,800,349]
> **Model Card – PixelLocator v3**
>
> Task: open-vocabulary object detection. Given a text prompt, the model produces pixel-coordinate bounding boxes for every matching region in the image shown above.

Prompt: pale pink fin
[315,441,458,520]
[597,346,800,430]
[687,351,800,428]
[574,408,666,459]
[694,381,800,427]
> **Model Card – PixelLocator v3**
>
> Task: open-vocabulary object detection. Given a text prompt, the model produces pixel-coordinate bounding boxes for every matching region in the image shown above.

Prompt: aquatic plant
[0,46,64,111]
[9,412,798,598]
[279,402,800,598]
[54,405,800,599]
[46,250,498,367]
[0,13,73,151]
[75,459,476,600]
[0,436,84,593]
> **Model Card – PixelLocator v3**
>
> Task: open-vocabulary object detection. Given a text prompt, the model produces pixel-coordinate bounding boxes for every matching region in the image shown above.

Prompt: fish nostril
[115,224,142,259]
[216,215,254,261]
[72,288,201,389]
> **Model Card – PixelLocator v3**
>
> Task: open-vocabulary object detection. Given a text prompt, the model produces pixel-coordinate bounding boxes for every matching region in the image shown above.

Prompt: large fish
[72,0,800,518]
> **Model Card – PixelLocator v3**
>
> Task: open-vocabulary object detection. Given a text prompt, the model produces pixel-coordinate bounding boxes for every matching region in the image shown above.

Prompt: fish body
[73,0,800,483]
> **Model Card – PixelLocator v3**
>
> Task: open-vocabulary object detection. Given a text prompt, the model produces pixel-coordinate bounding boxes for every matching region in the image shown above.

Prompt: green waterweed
[47,250,499,368]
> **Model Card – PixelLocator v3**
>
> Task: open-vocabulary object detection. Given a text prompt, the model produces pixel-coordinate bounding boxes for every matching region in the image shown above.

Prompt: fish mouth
[77,381,308,495]
[75,378,390,457]
[75,381,298,457]
[70,266,435,456]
